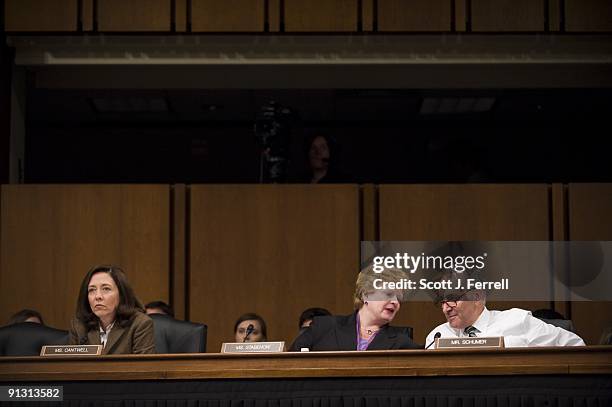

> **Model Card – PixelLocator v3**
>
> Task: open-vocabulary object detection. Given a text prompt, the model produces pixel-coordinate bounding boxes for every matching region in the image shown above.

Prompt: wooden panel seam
[548,0,560,31]
[175,0,186,31]
[551,183,569,320]
[362,0,373,31]
[455,0,466,31]
[184,184,191,321]
[82,0,93,31]
[172,184,187,320]
[269,0,280,31]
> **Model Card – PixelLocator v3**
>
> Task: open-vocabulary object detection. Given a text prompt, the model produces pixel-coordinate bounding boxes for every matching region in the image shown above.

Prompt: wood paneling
[549,0,561,31]
[172,184,187,320]
[551,183,569,319]
[189,185,359,352]
[175,0,187,32]
[471,0,545,31]
[565,0,612,31]
[97,0,172,32]
[361,184,377,241]
[269,0,281,31]
[362,0,374,31]
[378,184,551,344]
[379,185,549,240]
[191,0,265,32]
[455,0,467,32]
[82,0,94,31]
[284,0,358,32]
[0,48,11,184]
[1,347,610,381]
[568,183,612,345]
[377,0,451,32]
[0,185,170,329]
[4,0,77,31]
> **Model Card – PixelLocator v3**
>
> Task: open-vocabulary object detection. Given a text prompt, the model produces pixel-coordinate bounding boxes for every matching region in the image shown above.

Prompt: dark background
[25,87,612,184]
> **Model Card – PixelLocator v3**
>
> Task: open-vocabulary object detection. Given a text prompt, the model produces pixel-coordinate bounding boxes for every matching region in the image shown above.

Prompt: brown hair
[233,313,268,340]
[75,265,144,331]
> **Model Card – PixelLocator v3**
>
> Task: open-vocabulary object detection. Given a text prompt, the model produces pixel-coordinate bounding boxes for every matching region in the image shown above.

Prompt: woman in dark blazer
[290,267,421,351]
[69,265,155,354]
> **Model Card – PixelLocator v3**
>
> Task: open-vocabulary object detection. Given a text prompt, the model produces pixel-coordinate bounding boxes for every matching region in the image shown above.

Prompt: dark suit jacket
[69,311,155,354]
[289,313,422,351]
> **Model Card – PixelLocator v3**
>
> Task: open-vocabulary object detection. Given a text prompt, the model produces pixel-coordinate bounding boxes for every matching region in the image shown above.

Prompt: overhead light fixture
[91,97,168,113]
[419,97,495,114]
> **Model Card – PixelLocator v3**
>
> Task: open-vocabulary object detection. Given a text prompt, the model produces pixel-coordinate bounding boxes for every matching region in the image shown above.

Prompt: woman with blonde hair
[290,267,420,351]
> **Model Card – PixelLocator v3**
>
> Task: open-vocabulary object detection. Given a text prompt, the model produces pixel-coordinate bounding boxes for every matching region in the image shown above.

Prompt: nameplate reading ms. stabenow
[221,341,285,353]
[40,345,102,356]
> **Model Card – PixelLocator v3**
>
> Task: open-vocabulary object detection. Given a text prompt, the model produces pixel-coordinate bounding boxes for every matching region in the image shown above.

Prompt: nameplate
[40,345,103,356]
[221,341,285,353]
[435,337,504,349]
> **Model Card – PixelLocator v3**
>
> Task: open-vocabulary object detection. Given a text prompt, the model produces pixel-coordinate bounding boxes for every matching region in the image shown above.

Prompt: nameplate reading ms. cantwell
[40,345,102,356]
[221,342,285,353]
[435,337,504,349]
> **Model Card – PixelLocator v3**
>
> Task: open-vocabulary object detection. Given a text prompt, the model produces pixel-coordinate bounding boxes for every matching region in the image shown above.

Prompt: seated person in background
[295,134,351,184]
[69,265,155,354]
[234,313,267,343]
[531,309,565,320]
[299,307,331,329]
[290,267,421,351]
[532,308,576,333]
[7,309,44,325]
[426,290,585,348]
[600,326,612,345]
[145,300,175,318]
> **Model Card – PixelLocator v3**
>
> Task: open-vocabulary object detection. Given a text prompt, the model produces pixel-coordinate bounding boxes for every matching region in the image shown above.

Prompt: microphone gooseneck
[243,324,255,342]
[425,332,441,349]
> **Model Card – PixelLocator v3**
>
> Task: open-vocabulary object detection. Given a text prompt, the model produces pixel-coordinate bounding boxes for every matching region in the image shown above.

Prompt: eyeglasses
[435,292,468,307]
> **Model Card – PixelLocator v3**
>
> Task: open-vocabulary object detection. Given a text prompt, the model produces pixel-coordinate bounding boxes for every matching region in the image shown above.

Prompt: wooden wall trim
[81,0,93,31]
[175,0,187,32]
[1,347,610,381]
[360,184,377,242]
[455,0,467,31]
[171,184,187,320]
[0,45,12,184]
[551,183,568,241]
[548,0,560,31]
[269,0,280,31]
[551,183,569,319]
[362,0,373,31]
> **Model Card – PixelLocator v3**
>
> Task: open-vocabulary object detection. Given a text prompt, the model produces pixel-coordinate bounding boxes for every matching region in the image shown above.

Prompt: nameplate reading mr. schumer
[221,341,285,353]
[40,345,102,356]
[436,337,504,349]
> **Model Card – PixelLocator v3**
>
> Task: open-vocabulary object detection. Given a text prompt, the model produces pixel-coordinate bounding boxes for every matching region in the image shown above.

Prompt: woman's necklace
[361,326,379,336]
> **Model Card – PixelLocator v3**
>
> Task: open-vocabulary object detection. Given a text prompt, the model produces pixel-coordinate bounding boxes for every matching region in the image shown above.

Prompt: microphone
[425,332,441,349]
[243,324,255,342]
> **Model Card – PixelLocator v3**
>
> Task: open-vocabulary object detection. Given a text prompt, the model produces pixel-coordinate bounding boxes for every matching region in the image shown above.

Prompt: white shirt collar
[471,307,490,334]
[99,321,115,348]
[451,307,489,337]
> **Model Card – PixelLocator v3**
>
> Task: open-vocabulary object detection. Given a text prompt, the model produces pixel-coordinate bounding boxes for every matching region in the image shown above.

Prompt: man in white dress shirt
[425,290,585,348]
